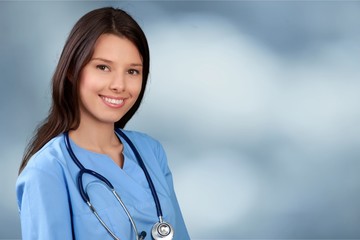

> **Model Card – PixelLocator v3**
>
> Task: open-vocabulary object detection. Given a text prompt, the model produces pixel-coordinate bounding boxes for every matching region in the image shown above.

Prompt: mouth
[100,95,125,107]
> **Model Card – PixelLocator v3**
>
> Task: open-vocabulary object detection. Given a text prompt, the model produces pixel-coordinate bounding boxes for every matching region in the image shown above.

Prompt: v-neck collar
[67,134,150,190]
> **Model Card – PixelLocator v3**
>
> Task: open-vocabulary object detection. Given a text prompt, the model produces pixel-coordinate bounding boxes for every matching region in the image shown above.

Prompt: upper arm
[16,167,73,240]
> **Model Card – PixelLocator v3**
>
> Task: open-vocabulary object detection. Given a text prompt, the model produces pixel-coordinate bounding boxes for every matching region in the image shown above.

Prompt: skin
[69,34,143,168]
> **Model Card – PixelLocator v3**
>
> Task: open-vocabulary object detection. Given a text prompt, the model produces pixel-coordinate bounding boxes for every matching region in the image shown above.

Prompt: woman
[16,7,190,240]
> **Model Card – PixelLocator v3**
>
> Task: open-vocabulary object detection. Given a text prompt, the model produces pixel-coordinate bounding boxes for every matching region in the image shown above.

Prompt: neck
[69,121,119,152]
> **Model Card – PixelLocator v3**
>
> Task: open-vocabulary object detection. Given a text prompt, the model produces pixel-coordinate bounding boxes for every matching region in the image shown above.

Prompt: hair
[19,7,150,174]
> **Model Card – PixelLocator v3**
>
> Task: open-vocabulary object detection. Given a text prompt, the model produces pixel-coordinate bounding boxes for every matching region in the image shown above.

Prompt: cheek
[129,79,143,98]
[79,72,101,96]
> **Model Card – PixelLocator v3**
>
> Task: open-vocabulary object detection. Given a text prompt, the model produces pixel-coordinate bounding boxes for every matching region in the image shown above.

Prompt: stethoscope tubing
[64,130,164,217]
[63,130,166,238]
[64,131,148,239]
[114,128,164,218]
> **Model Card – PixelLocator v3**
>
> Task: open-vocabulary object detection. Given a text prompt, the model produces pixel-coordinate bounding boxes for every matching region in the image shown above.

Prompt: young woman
[16,7,190,240]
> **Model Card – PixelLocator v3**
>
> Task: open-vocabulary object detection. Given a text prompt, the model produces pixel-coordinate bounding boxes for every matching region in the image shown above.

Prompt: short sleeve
[16,166,73,240]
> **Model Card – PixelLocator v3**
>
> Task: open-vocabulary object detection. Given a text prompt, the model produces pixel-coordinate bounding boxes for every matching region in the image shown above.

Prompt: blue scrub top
[16,130,190,240]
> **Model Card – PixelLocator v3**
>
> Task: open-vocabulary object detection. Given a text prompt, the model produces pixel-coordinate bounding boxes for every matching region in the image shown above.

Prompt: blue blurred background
[1,1,360,239]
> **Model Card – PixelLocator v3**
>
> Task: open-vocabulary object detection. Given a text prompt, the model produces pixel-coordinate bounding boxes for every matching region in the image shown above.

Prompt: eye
[128,69,141,75]
[96,65,110,72]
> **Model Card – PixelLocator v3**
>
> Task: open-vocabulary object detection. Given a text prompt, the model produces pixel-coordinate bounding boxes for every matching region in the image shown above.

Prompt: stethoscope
[64,129,174,240]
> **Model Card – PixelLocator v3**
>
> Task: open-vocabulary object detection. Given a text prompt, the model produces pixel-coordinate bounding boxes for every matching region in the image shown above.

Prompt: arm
[16,167,73,240]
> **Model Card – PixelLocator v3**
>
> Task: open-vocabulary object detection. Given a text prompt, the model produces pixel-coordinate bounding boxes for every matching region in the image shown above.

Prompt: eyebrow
[91,57,143,67]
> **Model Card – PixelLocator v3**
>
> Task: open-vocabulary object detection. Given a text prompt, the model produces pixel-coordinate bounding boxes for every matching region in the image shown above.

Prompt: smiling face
[77,34,143,128]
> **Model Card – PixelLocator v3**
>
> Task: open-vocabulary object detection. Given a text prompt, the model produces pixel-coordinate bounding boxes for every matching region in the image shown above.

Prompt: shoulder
[18,134,68,182]
[118,128,169,166]
[16,134,71,209]
[119,129,162,149]
[120,129,157,141]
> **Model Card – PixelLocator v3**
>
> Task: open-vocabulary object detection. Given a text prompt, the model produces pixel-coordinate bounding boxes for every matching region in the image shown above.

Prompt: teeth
[102,97,123,105]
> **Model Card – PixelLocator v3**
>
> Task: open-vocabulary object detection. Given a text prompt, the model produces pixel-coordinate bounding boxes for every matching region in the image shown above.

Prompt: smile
[101,96,125,107]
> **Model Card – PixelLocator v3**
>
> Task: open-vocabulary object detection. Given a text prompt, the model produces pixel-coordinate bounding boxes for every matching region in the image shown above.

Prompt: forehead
[92,34,142,62]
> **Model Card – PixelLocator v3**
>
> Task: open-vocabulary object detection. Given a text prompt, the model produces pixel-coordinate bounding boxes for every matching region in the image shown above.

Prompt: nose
[109,71,125,92]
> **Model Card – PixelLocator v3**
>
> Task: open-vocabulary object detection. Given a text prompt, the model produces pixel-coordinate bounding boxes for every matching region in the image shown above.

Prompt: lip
[99,95,126,108]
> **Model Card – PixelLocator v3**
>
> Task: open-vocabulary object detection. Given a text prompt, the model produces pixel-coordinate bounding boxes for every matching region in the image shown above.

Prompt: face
[77,34,143,127]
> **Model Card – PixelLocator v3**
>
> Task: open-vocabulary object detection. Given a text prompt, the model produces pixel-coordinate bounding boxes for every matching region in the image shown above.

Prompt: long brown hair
[19,7,150,174]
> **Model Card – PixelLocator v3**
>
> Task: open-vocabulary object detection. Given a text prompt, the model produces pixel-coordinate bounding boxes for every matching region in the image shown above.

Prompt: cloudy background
[1,1,360,239]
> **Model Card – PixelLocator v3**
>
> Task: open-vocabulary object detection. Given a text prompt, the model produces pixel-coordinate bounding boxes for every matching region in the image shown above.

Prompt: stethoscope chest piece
[151,221,174,240]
